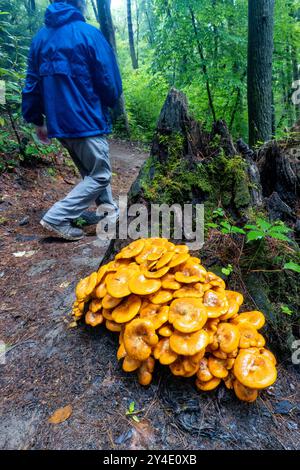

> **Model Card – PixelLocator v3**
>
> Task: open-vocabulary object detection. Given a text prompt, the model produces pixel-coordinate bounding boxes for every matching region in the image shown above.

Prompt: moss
[140,135,253,216]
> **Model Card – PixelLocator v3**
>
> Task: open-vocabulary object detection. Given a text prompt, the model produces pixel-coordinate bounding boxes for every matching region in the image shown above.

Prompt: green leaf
[267,232,290,242]
[231,226,246,234]
[132,415,140,423]
[246,231,264,242]
[283,262,300,273]
[206,222,218,228]
[256,218,271,231]
[129,401,135,413]
[280,305,293,315]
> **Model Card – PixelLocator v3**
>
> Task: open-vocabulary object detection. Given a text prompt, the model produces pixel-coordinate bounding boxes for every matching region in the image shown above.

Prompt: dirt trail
[0,139,299,450]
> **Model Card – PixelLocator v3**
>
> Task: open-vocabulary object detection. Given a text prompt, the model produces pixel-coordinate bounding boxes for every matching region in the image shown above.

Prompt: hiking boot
[74,209,119,226]
[40,219,85,241]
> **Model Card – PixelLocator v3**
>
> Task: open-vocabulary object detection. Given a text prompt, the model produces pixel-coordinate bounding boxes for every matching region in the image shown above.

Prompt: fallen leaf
[13,251,36,258]
[68,321,78,328]
[59,281,70,288]
[48,405,73,424]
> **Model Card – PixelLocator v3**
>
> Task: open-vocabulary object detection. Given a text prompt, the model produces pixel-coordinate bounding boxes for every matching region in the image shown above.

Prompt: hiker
[22,0,122,241]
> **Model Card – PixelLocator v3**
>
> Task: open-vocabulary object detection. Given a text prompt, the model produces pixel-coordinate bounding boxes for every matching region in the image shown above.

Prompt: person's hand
[35,124,51,145]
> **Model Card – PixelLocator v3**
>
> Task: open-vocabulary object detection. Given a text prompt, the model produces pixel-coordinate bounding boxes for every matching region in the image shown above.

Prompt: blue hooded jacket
[22,2,122,139]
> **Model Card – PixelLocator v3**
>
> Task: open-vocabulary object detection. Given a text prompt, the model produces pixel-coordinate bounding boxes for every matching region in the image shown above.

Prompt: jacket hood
[45,3,85,28]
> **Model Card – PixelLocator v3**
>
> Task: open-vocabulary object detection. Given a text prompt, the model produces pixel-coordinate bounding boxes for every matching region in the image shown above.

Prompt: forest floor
[0,139,299,450]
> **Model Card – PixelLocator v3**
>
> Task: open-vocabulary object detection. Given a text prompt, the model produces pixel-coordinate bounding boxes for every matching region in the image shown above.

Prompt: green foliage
[244,218,292,243]
[125,401,142,422]
[280,305,293,316]
[283,262,300,274]
[221,264,233,276]
[122,65,169,141]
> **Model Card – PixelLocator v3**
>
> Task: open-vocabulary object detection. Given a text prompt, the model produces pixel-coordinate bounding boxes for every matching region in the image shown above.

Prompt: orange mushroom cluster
[72,238,277,402]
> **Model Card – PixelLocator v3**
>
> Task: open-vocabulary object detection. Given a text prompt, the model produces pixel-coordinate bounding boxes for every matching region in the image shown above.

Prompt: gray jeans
[43,136,117,225]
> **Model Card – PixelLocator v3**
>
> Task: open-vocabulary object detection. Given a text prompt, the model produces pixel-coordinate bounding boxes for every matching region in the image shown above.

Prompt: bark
[247,0,275,147]
[97,0,130,135]
[90,0,99,22]
[127,0,138,69]
[97,0,117,51]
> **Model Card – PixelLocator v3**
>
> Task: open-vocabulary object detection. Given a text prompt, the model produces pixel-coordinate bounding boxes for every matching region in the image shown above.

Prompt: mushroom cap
[123,318,158,361]
[138,357,155,385]
[233,380,258,402]
[205,272,226,289]
[237,323,260,348]
[117,342,127,360]
[223,372,235,390]
[85,311,103,327]
[175,272,202,284]
[94,282,107,299]
[161,274,181,290]
[189,257,201,264]
[102,294,123,309]
[169,356,199,377]
[168,253,190,268]
[149,289,173,304]
[112,294,142,323]
[135,239,167,264]
[196,358,214,382]
[220,290,244,321]
[216,322,240,353]
[106,259,131,272]
[212,349,228,360]
[153,338,178,365]
[75,272,98,300]
[173,283,204,299]
[232,311,265,330]
[89,298,102,313]
[102,308,113,320]
[233,349,277,389]
[155,251,175,269]
[203,290,229,318]
[105,319,122,332]
[174,260,206,283]
[106,267,139,298]
[97,264,109,284]
[122,356,141,372]
[195,377,221,391]
[169,329,209,355]
[243,347,277,365]
[169,298,207,333]
[208,356,229,379]
[115,239,145,259]
[128,273,162,295]
[226,358,235,370]
[189,349,205,365]
[158,324,174,337]
[173,244,189,253]
[256,333,266,348]
[142,266,170,279]
[140,304,169,329]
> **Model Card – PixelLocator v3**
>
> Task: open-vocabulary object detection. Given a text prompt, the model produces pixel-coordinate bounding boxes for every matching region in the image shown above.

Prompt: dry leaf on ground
[48,405,73,424]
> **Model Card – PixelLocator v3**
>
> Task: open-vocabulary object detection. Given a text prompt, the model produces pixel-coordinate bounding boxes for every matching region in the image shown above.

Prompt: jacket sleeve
[22,41,44,126]
[89,30,123,108]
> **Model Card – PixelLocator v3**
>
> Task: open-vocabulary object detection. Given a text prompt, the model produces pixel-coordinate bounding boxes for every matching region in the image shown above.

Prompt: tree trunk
[90,0,99,22]
[97,0,117,51]
[189,5,217,123]
[127,0,138,69]
[96,0,130,135]
[247,0,275,147]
